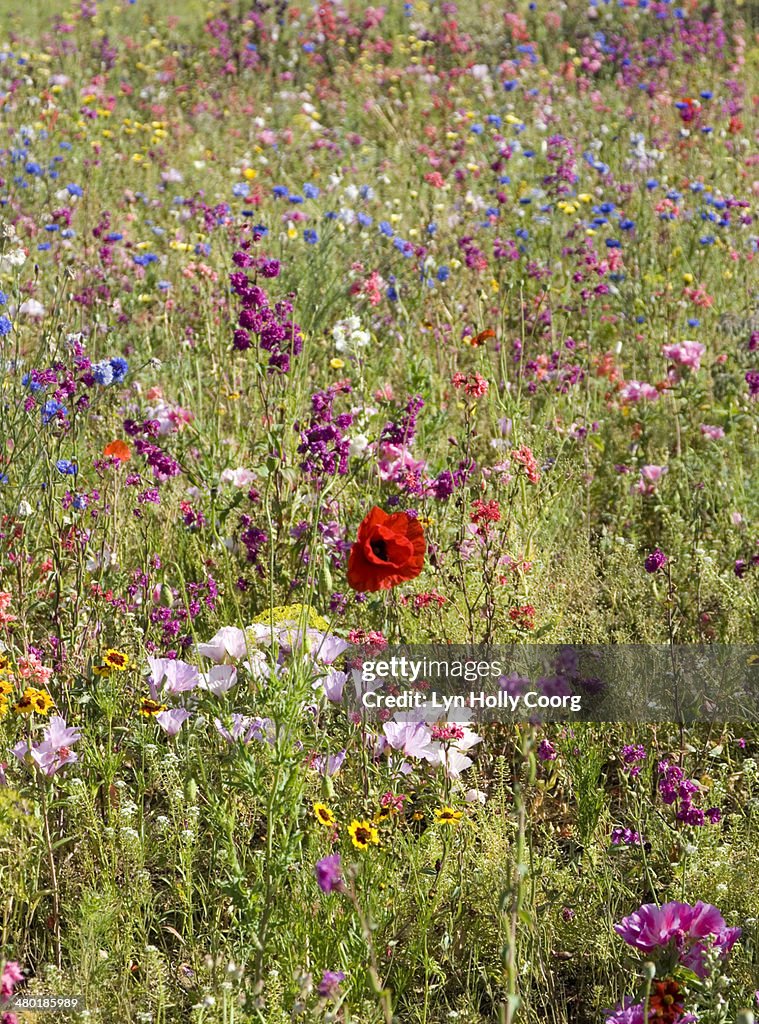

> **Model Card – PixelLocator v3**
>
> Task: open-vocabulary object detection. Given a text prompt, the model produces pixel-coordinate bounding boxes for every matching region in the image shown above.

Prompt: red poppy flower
[347,507,425,593]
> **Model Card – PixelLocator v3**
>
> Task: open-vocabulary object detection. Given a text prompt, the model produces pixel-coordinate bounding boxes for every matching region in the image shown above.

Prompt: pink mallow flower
[12,716,81,777]
[662,340,705,371]
[614,901,741,978]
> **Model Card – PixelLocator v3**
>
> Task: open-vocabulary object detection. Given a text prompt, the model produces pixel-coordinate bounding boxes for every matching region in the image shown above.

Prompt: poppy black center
[370,537,389,561]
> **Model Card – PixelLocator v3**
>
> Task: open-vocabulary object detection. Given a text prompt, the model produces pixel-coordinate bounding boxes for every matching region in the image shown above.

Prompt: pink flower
[662,341,705,371]
[195,626,247,663]
[614,901,740,978]
[12,717,81,777]
[155,708,191,737]
[619,380,659,403]
[700,424,725,440]
[640,464,668,483]
[1,961,23,999]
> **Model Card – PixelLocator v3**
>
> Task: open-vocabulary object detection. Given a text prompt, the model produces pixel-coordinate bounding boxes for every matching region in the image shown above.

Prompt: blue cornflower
[110,357,129,383]
[303,229,318,244]
[56,459,77,475]
[379,220,394,237]
[357,213,372,227]
[436,266,450,282]
[232,182,250,198]
[72,494,88,511]
[93,361,114,386]
[66,183,83,197]
[0,316,12,336]
[303,183,320,199]
[133,253,158,266]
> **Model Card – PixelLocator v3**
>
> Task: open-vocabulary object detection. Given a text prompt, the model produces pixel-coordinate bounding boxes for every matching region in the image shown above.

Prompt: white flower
[19,299,46,318]
[464,789,487,804]
[220,467,256,488]
[0,248,27,272]
[332,316,370,355]
[349,434,370,457]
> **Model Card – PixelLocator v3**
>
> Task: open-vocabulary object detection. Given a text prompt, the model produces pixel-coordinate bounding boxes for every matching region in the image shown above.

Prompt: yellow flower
[348,819,379,850]
[0,695,8,718]
[139,697,167,717]
[0,677,14,698]
[330,358,345,370]
[92,664,111,677]
[434,806,463,826]
[103,649,130,671]
[313,802,336,827]
[30,689,54,715]
[251,604,330,633]
[14,687,54,716]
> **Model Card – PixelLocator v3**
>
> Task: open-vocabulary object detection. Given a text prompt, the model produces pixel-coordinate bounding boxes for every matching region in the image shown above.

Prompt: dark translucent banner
[345,645,759,724]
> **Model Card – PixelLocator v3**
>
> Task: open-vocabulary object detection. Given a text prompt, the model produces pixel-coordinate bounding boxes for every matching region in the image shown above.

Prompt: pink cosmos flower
[614,901,741,978]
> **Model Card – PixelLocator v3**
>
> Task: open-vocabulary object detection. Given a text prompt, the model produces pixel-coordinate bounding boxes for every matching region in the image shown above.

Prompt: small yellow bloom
[313,802,336,827]
[14,687,54,716]
[434,806,463,826]
[139,697,167,717]
[348,819,379,850]
[0,677,14,698]
[330,358,345,370]
[103,649,130,671]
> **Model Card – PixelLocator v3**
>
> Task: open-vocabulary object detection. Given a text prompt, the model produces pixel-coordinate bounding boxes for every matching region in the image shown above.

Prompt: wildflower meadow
[0,0,758,1021]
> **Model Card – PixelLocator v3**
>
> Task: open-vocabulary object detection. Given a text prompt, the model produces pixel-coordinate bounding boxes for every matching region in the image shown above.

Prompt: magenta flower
[315,854,344,894]
[604,1000,645,1024]
[317,969,345,998]
[614,901,740,978]
[644,548,668,573]
[1,961,23,1000]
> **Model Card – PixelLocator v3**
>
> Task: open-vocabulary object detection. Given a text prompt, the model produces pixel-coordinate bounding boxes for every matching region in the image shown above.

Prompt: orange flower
[104,440,131,462]
[347,507,425,593]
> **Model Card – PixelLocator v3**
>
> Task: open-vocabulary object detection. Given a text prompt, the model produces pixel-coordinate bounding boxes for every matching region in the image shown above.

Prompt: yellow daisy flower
[434,806,463,826]
[103,649,130,671]
[313,802,337,827]
[348,819,379,851]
